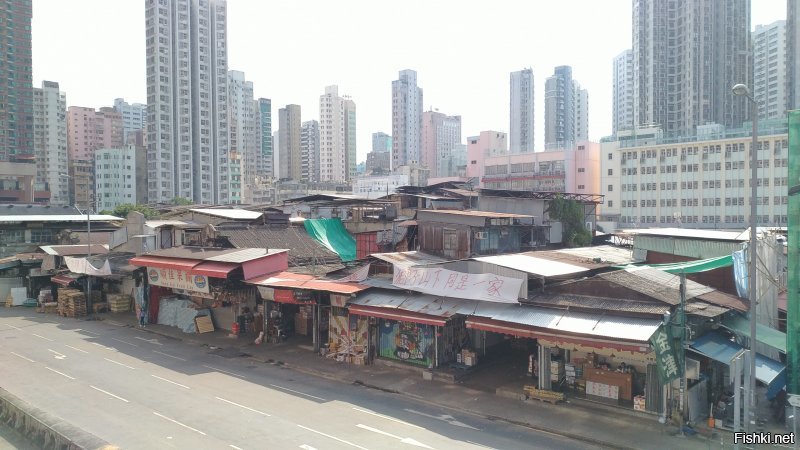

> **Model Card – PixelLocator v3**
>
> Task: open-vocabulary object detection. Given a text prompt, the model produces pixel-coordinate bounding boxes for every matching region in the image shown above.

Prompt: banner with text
[147,267,210,294]
[392,266,522,303]
[649,324,680,384]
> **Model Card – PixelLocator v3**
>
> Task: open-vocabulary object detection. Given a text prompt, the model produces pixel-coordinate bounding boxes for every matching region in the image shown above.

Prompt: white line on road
[202,365,246,379]
[111,337,139,347]
[153,412,206,435]
[153,350,186,361]
[134,336,163,346]
[215,397,270,416]
[404,409,480,430]
[64,344,89,354]
[90,385,129,403]
[104,357,136,369]
[47,349,67,359]
[45,367,75,380]
[10,352,35,362]
[31,333,53,342]
[352,407,424,429]
[229,445,244,450]
[299,445,317,450]
[356,424,433,449]
[74,329,100,336]
[5,323,21,330]
[151,374,190,389]
[297,425,367,450]
[91,342,117,351]
[269,384,326,401]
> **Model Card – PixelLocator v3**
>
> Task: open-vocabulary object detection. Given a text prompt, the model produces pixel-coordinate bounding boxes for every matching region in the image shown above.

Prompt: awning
[51,273,83,287]
[190,261,239,278]
[722,315,786,353]
[0,257,20,270]
[690,331,785,398]
[129,255,200,271]
[245,271,369,295]
[348,304,446,326]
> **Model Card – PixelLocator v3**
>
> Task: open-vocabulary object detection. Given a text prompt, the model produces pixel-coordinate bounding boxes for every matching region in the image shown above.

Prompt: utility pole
[85,196,93,320]
[679,271,687,429]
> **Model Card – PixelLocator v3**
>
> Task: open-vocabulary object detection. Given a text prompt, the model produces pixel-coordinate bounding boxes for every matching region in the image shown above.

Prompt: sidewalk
[104,313,730,450]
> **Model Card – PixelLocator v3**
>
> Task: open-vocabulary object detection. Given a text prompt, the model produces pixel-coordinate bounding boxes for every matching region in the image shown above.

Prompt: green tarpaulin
[723,315,787,353]
[614,254,733,274]
[303,218,356,262]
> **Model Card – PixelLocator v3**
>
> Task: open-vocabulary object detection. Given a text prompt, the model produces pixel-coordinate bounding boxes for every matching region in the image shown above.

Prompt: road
[0,310,597,450]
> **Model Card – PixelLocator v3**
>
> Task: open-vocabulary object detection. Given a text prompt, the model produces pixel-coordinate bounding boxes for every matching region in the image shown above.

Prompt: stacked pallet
[106,294,131,313]
[57,288,87,317]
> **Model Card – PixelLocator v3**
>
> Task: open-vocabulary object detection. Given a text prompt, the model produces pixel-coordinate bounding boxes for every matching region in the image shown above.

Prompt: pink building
[480,141,601,194]
[67,106,123,162]
[466,131,507,181]
[422,110,461,177]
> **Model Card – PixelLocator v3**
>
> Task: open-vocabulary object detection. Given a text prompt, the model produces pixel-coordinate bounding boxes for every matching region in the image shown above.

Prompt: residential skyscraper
[319,85,356,183]
[95,146,139,211]
[788,0,799,110]
[228,70,257,201]
[575,84,589,142]
[277,105,301,181]
[372,132,391,153]
[545,66,588,150]
[753,21,788,121]
[32,81,68,205]
[509,69,535,153]
[632,0,751,136]
[113,98,147,144]
[256,98,273,180]
[612,49,634,134]
[67,106,123,162]
[422,110,462,177]
[0,0,33,161]
[391,70,423,169]
[300,120,320,183]
[145,0,230,204]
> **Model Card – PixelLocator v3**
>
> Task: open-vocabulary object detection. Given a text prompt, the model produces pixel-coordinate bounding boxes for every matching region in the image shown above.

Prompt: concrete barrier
[0,387,114,450]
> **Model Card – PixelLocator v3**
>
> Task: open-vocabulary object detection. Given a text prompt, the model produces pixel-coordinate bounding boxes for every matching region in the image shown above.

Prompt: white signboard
[147,267,209,294]
[788,394,800,408]
[392,266,522,303]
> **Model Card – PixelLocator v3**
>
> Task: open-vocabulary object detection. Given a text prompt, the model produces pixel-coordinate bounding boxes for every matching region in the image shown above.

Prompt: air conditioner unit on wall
[475,231,488,240]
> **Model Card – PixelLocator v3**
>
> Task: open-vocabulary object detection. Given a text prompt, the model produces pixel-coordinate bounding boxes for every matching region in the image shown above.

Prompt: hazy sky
[33,0,787,163]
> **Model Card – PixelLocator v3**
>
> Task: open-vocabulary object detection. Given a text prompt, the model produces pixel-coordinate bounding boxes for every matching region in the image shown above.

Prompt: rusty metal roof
[418,209,534,219]
[599,268,714,305]
[205,248,288,263]
[143,246,287,263]
[370,251,448,268]
[245,271,368,294]
[349,291,482,319]
[221,227,341,267]
[525,294,669,316]
[39,244,109,256]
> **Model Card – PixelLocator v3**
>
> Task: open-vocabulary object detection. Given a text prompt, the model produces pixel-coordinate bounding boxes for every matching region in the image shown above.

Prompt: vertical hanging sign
[649,324,680,384]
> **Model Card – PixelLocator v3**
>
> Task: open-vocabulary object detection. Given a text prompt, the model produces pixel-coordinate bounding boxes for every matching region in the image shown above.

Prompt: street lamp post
[732,83,758,433]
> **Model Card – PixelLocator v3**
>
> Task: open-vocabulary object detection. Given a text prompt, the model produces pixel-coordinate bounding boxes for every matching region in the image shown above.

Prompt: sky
[33,0,787,164]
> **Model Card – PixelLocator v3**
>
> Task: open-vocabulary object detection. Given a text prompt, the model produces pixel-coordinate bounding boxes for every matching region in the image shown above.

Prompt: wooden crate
[523,385,565,404]
[195,315,215,334]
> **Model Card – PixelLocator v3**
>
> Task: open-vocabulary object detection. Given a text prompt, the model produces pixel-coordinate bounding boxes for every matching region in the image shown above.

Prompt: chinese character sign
[649,324,681,384]
[392,267,523,303]
[147,267,210,294]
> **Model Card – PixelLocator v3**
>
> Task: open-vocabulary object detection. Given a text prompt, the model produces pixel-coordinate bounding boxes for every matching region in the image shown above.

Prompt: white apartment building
[509,68,534,153]
[33,81,68,205]
[256,98,273,180]
[574,84,589,143]
[422,110,462,178]
[545,66,588,150]
[145,0,230,204]
[392,70,423,168]
[95,146,137,211]
[790,0,799,109]
[612,49,634,134]
[113,98,146,144]
[753,21,788,121]
[319,85,356,183]
[228,70,256,202]
[601,123,789,229]
[278,104,301,181]
[300,120,319,183]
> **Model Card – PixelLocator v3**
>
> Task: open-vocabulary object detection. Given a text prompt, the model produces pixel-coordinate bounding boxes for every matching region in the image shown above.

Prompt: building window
[608,169,613,176]
[607,200,613,208]
[607,185,613,192]
[608,153,613,160]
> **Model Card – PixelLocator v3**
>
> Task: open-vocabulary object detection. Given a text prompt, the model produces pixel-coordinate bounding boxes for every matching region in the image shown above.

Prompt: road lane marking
[91,342,117,351]
[90,385,129,403]
[356,424,433,449]
[45,367,75,380]
[104,357,135,369]
[230,446,244,450]
[352,407,424,429]
[202,365,246,379]
[74,329,100,336]
[466,441,497,450]
[215,397,271,416]
[153,350,186,361]
[134,336,164,346]
[5,323,21,330]
[10,352,35,362]
[48,349,67,359]
[297,425,367,450]
[269,384,326,401]
[404,409,479,430]
[111,337,139,347]
[151,374,190,389]
[64,344,89,354]
[32,333,53,342]
[299,445,317,450]
[153,412,206,435]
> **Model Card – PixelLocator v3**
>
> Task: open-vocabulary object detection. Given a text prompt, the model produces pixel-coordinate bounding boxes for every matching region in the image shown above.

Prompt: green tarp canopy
[723,315,787,353]
[303,218,356,262]
[614,254,733,274]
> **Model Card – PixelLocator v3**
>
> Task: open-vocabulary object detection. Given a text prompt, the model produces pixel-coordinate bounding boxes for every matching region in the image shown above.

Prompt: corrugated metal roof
[621,228,747,241]
[205,248,288,263]
[695,290,749,312]
[473,254,588,277]
[40,244,109,256]
[599,268,713,304]
[145,220,198,228]
[419,210,534,219]
[0,214,122,223]
[471,303,660,342]
[526,294,670,315]
[190,208,263,220]
[634,235,743,259]
[370,251,448,268]
[551,245,640,265]
[221,227,340,266]
[684,301,729,317]
[349,291,481,319]
[248,276,369,294]
[690,331,784,386]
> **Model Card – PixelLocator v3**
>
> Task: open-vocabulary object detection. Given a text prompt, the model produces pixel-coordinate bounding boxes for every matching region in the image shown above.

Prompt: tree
[112,203,159,219]
[171,197,193,206]
[547,196,592,248]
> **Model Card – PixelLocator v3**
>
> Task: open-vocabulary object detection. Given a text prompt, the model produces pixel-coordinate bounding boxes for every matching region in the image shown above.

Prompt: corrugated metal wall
[635,235,743,259]
[0,277,24,303]
[418,223,470,259]
[355,232,379,260]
